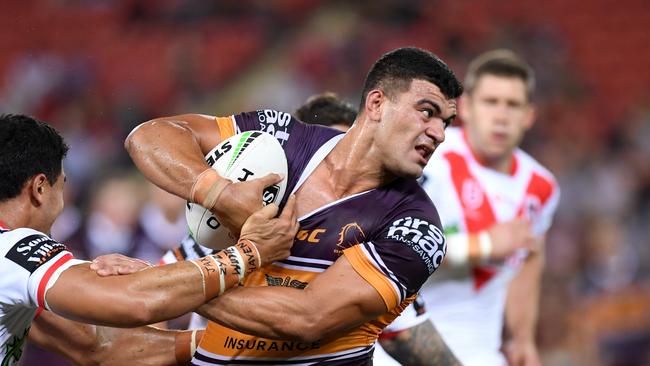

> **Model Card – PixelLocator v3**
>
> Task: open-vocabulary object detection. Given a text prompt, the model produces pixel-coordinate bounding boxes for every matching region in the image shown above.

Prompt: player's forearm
[48,261,207,327]
[31,311,179,366]
[125,117,210,200]
[379,321,462,366]
[506,247,544,343]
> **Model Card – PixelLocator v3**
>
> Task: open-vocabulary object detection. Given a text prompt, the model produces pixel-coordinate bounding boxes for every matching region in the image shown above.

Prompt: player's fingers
[256,173,283,188]
[280,195,297,221]
[251,202,280,220]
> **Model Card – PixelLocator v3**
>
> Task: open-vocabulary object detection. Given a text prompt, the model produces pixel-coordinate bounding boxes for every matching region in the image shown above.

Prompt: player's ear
[458,93,471,122]
[29,174,48,206]
[364,89,385,122]
[523,104,536,130]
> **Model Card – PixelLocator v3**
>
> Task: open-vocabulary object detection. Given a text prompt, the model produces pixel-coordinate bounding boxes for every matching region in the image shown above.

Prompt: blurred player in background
[0,113,298,365]
[126,47,462,365]
[417,50,560,366]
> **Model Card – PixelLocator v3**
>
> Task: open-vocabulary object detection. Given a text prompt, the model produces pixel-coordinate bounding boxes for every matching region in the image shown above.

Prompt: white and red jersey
[0,224,84,366]
[418,127,560,366]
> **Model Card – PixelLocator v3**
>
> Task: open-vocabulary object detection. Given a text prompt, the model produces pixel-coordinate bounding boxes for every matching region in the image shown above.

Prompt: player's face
[461,74,534,163]
[377,79,457,178]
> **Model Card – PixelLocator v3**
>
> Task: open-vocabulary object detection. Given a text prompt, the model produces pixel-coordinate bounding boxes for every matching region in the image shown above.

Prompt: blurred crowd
[2,1,649,365]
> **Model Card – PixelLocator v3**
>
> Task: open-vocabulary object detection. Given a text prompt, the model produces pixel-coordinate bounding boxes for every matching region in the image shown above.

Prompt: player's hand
[239,195,299,265]
[90,253,153,276]
[487,219,537,260]
[211,173,284,237]
[504,340,541,366]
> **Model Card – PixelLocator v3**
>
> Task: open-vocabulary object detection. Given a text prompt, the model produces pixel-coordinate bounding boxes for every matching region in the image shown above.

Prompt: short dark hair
[0,114,69,201]
[464,49,535,100]
[359,47,463,110]
[294,92,357,127]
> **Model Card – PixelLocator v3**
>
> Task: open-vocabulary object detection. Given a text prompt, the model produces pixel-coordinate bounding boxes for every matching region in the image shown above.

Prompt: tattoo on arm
[379,321,462,366]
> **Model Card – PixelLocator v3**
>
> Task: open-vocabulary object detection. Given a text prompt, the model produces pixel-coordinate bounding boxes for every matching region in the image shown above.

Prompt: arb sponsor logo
[5,234,68,273]
[257,110,292,146]
[387,217,446,274]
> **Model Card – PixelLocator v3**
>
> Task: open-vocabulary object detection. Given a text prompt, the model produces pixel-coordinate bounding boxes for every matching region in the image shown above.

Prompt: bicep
[300,255,387,336]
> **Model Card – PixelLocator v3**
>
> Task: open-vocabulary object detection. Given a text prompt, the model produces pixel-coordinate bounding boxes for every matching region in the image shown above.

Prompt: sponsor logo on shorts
[5,234,68,273]
[257,110,292,146]
[223,336,320,352]
[386,217,446,274]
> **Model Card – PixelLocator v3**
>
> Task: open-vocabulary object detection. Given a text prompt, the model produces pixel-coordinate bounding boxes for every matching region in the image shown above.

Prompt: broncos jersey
[189,110,446,365]
[0,223,85,366]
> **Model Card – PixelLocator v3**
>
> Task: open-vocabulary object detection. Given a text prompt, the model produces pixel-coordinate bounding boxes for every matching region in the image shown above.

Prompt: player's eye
[422,109,433,119]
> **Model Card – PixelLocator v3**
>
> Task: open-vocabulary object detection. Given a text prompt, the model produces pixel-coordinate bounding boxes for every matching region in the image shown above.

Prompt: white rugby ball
[186,131,288,249]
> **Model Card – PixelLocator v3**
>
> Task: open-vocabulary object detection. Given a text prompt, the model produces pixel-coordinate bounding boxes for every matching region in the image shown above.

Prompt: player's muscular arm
[379,321,462,366]
[197,255,386,343]
[125,114,223,201]
[47,259,219,327]
[125,113,284,235]
[46,201,297,327]
[29,311,180,366]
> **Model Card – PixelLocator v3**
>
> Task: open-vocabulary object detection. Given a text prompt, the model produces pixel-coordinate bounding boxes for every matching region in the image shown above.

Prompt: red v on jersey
[444,151,498,290]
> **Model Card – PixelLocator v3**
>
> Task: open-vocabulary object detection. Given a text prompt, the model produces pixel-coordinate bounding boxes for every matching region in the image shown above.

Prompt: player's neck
[0,198,46,233]
[324,126,394,196]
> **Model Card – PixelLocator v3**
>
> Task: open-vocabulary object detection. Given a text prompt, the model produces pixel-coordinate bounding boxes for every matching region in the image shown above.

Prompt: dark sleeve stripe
[365,242,407,302]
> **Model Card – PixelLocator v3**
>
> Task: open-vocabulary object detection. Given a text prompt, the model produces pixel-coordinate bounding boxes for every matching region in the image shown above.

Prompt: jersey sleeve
[382,294,430,333]
[4,228,85,309]
[215,110,298,148]
[344,211,446,311]
[528,174,561,236]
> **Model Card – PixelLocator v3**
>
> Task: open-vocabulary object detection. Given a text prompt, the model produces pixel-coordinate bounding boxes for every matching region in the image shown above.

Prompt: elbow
[124,121,151,156]
[283,313,329,343]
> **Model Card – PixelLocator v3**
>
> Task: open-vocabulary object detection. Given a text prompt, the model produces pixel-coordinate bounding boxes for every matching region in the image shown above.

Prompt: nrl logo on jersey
[256,110,292,146]
[5,234,67,273]
[387,217,446,274]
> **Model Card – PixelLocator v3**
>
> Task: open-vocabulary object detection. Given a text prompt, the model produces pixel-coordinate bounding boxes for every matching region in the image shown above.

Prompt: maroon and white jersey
[184,110,447,365]
[0,224,84,366]
[419,127,560,366]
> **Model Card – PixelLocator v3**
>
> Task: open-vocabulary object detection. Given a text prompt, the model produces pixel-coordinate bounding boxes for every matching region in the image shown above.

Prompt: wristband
[445,233,470,266]
[190,256,223,301]
[235,239,262,272]
[190,169,231,210]
[445,231,492,265]
[477,231,493,262]
[174,329,205,366]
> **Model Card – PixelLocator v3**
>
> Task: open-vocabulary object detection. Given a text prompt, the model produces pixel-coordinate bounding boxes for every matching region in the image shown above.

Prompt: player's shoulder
[1,227,69,272]
[514,148,558,186]
[380,179,441,223]
[0,227,52,248]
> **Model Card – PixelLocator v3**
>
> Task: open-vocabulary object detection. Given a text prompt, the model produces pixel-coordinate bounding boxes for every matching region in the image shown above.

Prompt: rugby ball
[186,131,288,249]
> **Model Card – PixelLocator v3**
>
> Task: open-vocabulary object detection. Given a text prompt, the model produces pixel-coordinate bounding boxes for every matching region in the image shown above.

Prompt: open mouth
[415,144,434,163]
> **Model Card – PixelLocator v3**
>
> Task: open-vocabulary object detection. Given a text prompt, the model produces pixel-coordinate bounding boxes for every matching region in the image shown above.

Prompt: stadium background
[2,0,649,365]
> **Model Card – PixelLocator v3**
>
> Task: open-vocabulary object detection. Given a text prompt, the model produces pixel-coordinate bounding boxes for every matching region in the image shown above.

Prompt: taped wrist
[190,240,262,301]
[174,329,205,366]
[445,231,493,266]
[190,168,230,209]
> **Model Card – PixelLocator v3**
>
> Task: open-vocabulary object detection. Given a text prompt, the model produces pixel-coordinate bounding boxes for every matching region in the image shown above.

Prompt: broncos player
[126,47,462,365]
